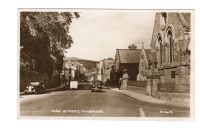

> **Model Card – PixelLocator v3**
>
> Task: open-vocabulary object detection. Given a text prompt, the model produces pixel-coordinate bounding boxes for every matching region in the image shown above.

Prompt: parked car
[24,81,46,94]
[91,80,103,92]
[78,80,92,90]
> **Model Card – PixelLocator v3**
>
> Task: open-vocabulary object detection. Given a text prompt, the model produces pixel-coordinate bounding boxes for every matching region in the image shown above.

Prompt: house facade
[148,12,191,97]
[114,49,141,80]
[101,58,114,83]
[96,62,102,81]
[63,58,87,81]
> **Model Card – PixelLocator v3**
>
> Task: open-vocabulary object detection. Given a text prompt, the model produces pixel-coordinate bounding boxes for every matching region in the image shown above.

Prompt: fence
[127,80,147,88]
[157,82,175,92]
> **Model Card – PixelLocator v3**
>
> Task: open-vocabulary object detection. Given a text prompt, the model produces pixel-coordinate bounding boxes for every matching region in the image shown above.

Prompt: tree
[20,12,79,78]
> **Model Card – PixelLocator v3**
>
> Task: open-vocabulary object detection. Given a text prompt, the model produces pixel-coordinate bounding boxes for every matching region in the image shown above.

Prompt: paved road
[19,88,190,117]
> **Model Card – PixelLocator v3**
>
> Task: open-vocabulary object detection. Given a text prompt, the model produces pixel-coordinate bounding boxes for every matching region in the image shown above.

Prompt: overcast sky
[67,10,156,61]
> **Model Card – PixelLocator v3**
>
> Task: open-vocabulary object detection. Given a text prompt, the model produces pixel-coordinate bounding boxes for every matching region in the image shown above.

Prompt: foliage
[20,12,79,78]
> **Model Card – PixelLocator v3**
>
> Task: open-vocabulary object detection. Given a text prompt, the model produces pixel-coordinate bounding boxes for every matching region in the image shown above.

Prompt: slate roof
[116,49,141,63]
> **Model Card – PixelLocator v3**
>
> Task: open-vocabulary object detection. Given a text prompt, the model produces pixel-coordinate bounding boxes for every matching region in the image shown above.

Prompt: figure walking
[121,69,129,90]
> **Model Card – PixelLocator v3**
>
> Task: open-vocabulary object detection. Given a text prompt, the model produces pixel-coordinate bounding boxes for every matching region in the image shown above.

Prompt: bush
[20,70,60,92]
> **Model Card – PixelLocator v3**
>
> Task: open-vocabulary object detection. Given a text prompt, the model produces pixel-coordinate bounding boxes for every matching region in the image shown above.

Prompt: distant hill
[64,57,98,70]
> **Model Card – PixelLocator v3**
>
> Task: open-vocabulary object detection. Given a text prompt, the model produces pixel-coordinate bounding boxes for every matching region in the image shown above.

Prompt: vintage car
[78,80,92,90]
[91,80,103,92]
[24,81,46,94]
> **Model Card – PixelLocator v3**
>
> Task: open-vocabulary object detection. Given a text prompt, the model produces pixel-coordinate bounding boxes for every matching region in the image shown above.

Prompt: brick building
[148,12,191,97]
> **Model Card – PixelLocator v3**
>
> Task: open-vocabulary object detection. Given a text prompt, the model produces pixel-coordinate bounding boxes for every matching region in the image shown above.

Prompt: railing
[127,80,147,88]
[157,82,175,92]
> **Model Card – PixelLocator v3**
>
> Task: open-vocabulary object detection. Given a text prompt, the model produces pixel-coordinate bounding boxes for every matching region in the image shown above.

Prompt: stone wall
[167,13,185,38]
[157,92,190,103]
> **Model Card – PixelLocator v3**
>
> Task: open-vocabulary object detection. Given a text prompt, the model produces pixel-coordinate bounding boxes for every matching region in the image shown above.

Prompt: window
[167,28,174,63]
[171,71,176,78]
[158,36,163,64]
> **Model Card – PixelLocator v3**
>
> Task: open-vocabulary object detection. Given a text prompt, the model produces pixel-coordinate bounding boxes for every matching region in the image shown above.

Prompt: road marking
[139,107,146,117]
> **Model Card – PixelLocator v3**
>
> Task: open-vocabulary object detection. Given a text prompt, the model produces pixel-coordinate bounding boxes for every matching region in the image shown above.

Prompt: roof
[116,49,141,63]
[103,58,114,68]
[178,13,191,29]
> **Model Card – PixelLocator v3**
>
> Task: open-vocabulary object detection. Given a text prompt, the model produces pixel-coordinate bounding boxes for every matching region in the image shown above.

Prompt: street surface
[20,88,190,117]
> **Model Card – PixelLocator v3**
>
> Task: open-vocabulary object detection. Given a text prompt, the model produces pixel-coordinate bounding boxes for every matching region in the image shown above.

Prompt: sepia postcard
[18,9,194,120]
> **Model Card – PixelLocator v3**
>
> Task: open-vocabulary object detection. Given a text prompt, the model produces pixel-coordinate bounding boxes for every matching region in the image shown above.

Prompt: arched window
[157,35,163,64]
[167,28,174,63]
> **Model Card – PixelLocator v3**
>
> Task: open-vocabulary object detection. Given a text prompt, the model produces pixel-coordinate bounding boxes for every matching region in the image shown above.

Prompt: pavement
[112,88,190,108]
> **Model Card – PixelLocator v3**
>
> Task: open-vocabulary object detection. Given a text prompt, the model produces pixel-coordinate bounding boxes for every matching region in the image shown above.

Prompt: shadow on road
[19,87,69,96]
[91,90,107,93]
[19,87,97,96]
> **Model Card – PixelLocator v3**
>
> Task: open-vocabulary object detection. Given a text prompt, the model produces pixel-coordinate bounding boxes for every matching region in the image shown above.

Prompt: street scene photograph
[19,9,193,118]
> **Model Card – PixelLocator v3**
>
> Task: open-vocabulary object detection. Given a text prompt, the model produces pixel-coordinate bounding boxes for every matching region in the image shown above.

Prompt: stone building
[137,44,151,81]
[95,62,102,81]
[101,58,114,83]
[114,49,141,80]
[63,57,88,81]
[148,12,191,99]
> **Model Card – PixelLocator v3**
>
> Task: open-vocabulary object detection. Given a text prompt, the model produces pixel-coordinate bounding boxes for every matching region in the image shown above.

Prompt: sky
[66,10,156,61]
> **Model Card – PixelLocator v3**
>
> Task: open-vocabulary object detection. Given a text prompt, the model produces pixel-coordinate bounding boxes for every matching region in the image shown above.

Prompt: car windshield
[29,82,40,86]
[79,80,89,83]
[93,81,102,85]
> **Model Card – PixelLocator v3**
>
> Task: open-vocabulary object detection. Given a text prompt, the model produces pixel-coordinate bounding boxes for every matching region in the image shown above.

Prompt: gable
[150,13,162,50]
[117,49,141,63]
[150,12,190,49]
